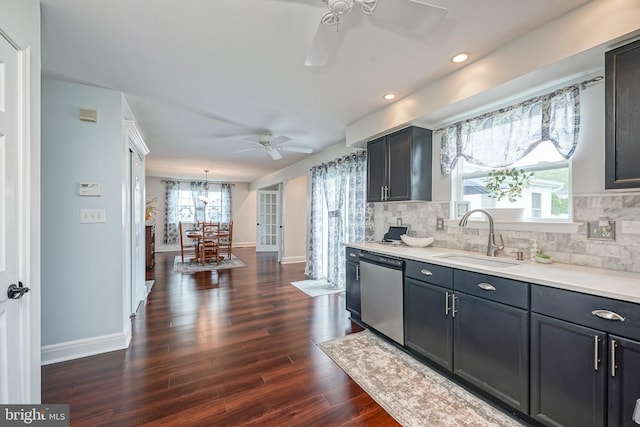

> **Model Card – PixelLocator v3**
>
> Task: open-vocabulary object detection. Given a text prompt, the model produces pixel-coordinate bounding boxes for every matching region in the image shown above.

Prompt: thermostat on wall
[79,183,101,196]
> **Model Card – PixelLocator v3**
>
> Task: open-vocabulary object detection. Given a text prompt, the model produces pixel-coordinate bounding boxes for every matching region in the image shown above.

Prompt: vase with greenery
[484,168,534,203]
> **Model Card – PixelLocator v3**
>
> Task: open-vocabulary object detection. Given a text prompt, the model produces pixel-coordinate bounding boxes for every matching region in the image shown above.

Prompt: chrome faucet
[458,209,505,257]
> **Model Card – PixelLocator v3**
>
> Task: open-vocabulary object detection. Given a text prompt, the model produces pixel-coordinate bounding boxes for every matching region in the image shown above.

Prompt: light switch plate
[436,218,445,231]
[80,209,106,223]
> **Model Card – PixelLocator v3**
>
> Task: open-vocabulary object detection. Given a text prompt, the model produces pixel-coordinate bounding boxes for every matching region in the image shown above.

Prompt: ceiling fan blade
[270,135,292,146]
[266,147,283,160]
[279,145,313,154]
[304,21,343,67]
[372,0,447,36]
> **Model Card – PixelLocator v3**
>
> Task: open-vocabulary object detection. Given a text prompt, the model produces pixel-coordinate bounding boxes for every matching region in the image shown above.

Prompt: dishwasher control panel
[359,251,404,269]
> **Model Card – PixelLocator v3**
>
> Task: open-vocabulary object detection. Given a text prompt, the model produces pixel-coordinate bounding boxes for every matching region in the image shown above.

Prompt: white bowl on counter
[400,234,434,248]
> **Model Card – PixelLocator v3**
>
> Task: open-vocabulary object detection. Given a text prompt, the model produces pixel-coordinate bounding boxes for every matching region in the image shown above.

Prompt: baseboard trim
[281,256,306,264]
[41,322,132,366]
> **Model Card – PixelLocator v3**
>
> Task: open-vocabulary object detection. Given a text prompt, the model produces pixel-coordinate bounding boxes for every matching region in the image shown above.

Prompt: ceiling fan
[305,0,448,66]
[227,131,313,160]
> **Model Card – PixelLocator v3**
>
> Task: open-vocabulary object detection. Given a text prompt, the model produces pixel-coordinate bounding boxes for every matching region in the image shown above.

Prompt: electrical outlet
[587,221,616,240]
[397,217,403,226]
[436,217,445,231]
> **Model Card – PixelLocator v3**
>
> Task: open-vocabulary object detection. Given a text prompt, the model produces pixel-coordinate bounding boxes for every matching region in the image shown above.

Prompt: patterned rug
[173,255,247,273]
[318,330,526,427]
[290,279,344,297]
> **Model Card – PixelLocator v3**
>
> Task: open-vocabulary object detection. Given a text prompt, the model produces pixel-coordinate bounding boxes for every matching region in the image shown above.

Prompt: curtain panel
[163,180,180,244]
[308,151,366,288]
[439,77,602,176]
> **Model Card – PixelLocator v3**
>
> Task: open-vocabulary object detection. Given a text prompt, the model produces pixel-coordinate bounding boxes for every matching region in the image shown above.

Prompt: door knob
[7,282,30,299]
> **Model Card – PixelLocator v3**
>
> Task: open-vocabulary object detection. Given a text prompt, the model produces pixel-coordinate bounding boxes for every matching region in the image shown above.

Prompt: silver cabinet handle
[380,186,384,201]
[355,265,360,281]
[594,335,601,371]
[451,294,457,318]
[445,291,450,315]
[421,269,433,276]
[592,309,626,322]
[478,282,496,291]
[611,339,618,377]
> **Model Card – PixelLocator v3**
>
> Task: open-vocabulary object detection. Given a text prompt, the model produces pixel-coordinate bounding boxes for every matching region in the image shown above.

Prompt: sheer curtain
[308,152,366,288]
[163,180,180,244]
[439,77,601,176]
[221,183,232,223]
[190,181,207,223]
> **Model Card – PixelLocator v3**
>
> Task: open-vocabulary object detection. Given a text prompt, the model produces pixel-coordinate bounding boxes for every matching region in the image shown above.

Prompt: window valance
[439,76,602,176]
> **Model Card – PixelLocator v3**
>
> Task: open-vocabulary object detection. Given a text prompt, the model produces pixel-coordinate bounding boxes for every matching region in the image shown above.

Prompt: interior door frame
[0,15,39,403]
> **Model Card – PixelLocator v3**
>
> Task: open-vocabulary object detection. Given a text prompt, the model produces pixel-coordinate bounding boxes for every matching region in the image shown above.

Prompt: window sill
[444,219,582,234]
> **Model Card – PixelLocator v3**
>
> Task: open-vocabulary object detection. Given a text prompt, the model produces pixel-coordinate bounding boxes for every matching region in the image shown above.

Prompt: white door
[256,190,280,252]
[0,33,31,403]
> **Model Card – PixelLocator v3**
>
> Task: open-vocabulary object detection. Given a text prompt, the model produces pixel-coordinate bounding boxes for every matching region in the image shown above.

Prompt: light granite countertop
[346,242,640,304]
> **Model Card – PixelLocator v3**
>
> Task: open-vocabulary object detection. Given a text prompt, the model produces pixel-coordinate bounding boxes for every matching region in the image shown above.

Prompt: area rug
[173,255,247,273]
[318,330,525,427]
[290,279,344,297]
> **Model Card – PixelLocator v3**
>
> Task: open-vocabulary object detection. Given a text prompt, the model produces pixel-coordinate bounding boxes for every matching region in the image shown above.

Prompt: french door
[256,190,280,252]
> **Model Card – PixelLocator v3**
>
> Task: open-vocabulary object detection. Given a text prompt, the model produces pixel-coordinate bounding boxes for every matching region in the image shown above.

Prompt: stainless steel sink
[434,253,520,268]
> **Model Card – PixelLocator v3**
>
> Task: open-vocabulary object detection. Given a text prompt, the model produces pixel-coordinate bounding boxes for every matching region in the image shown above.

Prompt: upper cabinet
[605,39,640,189]
[366,126,433,202]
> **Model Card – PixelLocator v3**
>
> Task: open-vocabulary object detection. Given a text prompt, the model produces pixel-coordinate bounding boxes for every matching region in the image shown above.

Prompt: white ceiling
[40,0,592,182]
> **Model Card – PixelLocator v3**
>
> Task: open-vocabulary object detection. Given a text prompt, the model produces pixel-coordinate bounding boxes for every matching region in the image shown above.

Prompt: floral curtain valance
[439,76,602,176]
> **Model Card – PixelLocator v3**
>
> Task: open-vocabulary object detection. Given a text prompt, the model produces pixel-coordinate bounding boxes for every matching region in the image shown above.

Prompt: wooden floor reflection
[42,247,398,426]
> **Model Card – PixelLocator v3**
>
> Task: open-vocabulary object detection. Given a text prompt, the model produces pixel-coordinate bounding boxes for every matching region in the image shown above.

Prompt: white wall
[41,78,131,362]
[282,175,307,264]
[0,0,42,402]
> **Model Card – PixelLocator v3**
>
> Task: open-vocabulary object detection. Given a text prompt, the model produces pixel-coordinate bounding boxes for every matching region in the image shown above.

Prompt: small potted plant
[483,168,534,220]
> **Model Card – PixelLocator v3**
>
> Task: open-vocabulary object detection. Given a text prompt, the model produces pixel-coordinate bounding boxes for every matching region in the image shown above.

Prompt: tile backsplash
[366,194,640,274]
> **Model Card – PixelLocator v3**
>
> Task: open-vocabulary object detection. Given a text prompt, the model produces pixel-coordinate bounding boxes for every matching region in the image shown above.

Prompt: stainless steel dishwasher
[359,251,405,345]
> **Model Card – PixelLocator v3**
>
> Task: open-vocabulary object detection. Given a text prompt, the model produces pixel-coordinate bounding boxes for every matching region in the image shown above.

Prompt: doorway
[256,189,281,254]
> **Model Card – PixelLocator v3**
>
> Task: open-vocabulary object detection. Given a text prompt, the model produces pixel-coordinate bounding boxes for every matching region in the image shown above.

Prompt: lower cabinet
[345,248,361,320]
[404,278,453,370]
[404,263,530,414]
[454,292,529,413]
[531,284,640,427]
[530,313,607,427]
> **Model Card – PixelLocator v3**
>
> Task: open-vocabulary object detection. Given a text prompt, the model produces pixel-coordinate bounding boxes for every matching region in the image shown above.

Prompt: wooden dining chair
[199,222,221,265]
[218,220,233,260]
[179,221,197,263]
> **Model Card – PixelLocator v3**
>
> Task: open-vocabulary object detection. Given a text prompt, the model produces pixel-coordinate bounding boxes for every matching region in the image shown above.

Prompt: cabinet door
[386,129,412,201]
[453,293,529,413]
[531,313,607,427]
[366,137,386,202]
[345,260,361,319]
[608,335,640,427]
[404,278,453,370]
[605,39,640,189]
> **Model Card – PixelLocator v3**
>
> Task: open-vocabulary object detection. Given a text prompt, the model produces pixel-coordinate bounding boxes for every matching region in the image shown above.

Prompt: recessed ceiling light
[383,93,396,100]
[451,52,470,63]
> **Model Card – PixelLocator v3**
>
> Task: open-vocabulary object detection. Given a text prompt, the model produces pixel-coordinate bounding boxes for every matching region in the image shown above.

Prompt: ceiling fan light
[451,52,470,63]
[360,0,377,15]
[328,0,354,15]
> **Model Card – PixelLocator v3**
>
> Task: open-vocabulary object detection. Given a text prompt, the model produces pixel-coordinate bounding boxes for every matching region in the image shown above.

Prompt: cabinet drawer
[453,270,529,309]
[345,247,360,260]
[405,260,453,289]
[531,284,640,341]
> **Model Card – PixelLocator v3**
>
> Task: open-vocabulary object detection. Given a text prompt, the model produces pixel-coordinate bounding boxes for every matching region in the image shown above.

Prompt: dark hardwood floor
[42,248,398,426]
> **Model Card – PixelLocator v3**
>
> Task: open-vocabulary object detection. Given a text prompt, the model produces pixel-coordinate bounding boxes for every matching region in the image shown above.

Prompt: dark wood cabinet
[530,313,607,427]
[345,248,361,320]
[404,278,454,370]
[366,126,432,202]
[145,225,155,270]
[454,292,529,414]
[608,335,640,427]
[531,284,640,427]
[605,38,640,189]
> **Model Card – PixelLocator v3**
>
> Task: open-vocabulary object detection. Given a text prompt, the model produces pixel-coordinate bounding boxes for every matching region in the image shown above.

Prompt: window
[176,182,227,223]
[456,141,570,220]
